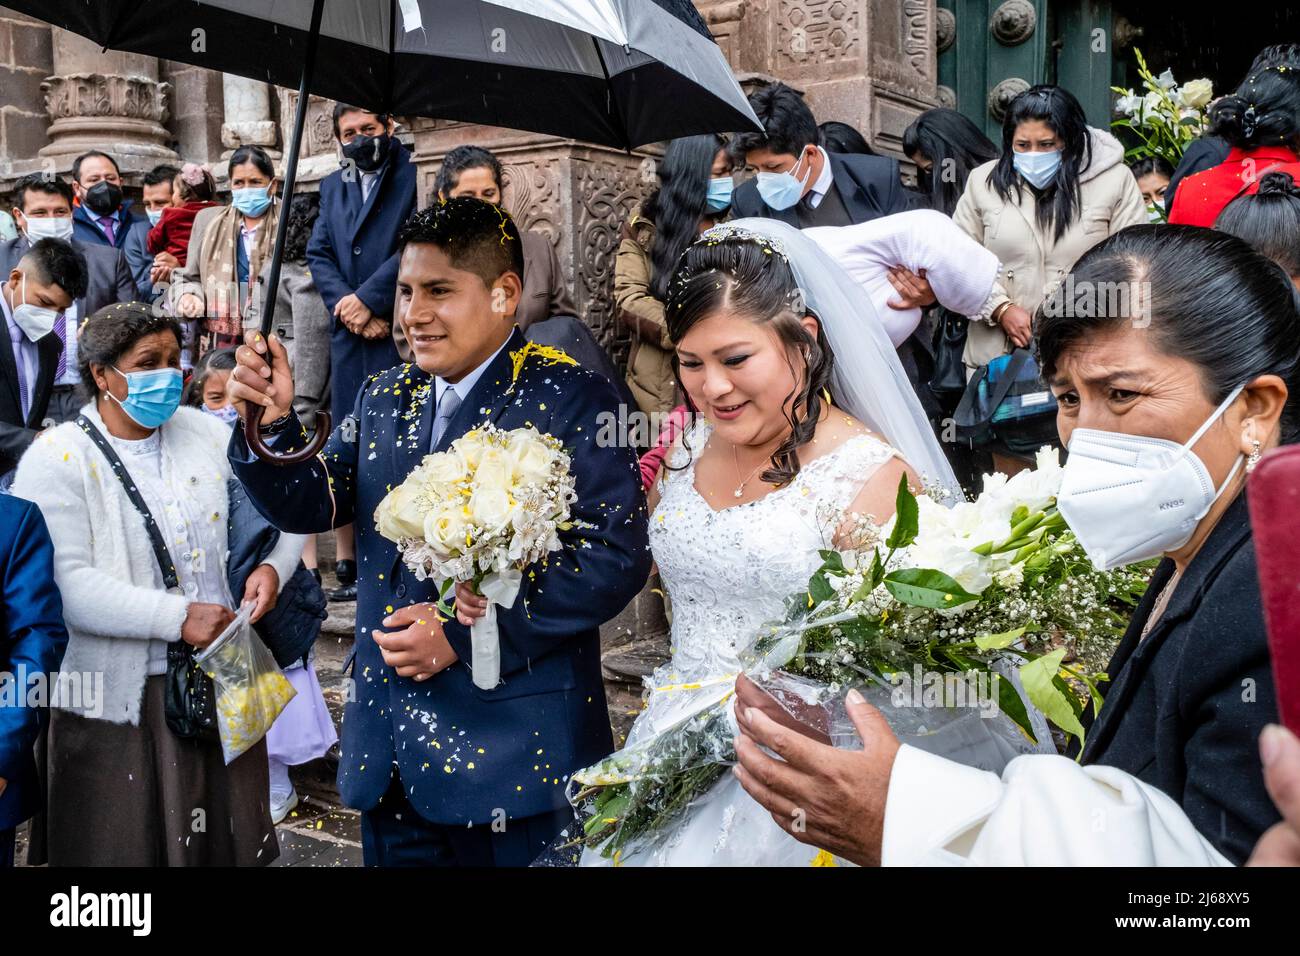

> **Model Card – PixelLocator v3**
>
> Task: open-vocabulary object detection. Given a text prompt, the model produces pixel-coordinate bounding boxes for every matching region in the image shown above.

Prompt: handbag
[75,415,220,741]
[928,307,969,400]
[952,348,1059,458]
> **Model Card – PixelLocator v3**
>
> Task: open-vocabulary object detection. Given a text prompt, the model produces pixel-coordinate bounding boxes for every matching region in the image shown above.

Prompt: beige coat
[952,127,1147,367]
[614,206,677,417]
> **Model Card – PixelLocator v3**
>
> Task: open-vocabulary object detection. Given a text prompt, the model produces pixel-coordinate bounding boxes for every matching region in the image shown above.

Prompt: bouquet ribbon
[470,569,523,690]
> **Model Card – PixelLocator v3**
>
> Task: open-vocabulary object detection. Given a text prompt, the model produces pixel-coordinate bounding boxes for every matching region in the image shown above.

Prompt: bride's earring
[1247,438,1262,474]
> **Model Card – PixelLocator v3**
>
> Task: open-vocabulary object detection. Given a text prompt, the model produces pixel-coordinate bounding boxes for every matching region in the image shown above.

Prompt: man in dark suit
[730,82,915,227]
[731,83,937,415]
[0,493,69,867]
[307,105,418,602]
[5,174,137,425]
[0,237,89,484]
[229,198,650,867]
[68,150,152,299]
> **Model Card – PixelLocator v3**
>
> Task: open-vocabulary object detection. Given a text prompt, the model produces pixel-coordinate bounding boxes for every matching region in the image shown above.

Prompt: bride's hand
[454,581,488,626]
[732,688,900,866]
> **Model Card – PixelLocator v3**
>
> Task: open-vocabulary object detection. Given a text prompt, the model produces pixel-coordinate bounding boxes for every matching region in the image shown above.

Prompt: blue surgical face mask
[110,365,183,429]
[755,151,813,211]
[231,187,272,217]
[203,403,240,426]
[705,176,734,213]
[1013,149,1062,189]
[147,209,164,227]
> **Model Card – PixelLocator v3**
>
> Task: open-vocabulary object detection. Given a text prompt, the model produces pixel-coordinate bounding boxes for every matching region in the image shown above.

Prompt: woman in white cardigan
[13,303,302,866]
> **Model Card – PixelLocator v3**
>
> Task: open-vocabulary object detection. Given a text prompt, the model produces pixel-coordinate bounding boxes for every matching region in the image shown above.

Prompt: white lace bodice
[648,419,898,680]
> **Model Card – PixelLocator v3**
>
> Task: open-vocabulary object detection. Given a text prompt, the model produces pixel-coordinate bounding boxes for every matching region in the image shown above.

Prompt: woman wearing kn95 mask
[729,225,1294,868]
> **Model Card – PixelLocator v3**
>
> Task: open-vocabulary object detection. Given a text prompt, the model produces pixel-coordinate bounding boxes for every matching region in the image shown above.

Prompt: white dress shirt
[804,146,835,210]
[433,332,514,422]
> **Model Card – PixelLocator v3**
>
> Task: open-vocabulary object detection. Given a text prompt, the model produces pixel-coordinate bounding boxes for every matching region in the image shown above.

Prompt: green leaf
[808,571,836,605]
[974,626,1026,651]
[1010,504,1029,528]
[1019,648,1087,742]
[882,568,981,609]
[995,674,1037,743]
[818,549,846,576]
[885,473,919,550]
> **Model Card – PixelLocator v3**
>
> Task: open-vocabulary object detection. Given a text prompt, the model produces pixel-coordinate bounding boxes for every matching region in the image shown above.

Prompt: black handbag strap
[75,414,180,591]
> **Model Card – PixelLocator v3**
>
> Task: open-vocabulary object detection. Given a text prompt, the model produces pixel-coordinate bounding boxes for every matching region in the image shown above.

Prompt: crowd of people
[3,41,1300,869]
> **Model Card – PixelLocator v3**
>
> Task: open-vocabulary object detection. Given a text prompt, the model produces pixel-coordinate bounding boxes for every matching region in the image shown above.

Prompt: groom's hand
[373,602,458,682]
[453,581,488,627]
[228,329,295,425]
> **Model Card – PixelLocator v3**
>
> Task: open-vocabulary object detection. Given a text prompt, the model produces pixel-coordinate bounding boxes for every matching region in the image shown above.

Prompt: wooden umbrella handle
[243,410,331,466]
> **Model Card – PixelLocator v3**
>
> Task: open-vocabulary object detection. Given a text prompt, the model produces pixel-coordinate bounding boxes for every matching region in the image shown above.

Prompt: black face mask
[83,180,123,216]
[341,133,392,173]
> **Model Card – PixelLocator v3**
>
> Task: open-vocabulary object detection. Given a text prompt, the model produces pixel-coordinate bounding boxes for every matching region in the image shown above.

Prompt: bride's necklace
[731,442,770,498]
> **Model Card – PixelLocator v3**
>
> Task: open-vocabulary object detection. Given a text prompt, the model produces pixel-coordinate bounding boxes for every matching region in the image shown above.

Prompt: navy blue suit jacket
[0,495,68,831]
[306,141,416,415]
[230,327,651,824]
[71,200,153,299]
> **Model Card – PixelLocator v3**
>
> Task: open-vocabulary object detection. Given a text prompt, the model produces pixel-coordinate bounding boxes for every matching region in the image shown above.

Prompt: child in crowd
[147,162,219,267]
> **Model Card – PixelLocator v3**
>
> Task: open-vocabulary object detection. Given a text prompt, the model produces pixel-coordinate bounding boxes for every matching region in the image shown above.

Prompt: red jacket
[1168,146,1299,227]
[146,200,218,264]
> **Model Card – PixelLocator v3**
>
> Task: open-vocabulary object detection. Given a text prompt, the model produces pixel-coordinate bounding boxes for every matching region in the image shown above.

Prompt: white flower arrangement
[374,423,579,688]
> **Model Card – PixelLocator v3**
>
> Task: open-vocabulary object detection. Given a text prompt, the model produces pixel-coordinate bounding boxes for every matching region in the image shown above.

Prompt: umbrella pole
[245,0,330,464]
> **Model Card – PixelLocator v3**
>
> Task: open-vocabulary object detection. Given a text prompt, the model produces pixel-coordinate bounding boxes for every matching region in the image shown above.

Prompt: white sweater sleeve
[882,745,1234,866]
[258,532,305,596]
[12,434,190,644]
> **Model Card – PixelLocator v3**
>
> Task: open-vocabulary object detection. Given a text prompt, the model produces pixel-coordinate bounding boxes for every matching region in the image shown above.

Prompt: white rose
[423,447,469,486]
[469,485,514,532]
[473,447,515,494]
[507,432,557,486]
[375,482,426,541]
[1179,78,1213,110]
[452,429,488,469]
[425,505,469,554]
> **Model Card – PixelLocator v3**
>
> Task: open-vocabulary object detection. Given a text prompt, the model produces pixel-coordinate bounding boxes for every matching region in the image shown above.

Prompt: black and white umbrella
[14,0,758,149]
[14,0,759,461]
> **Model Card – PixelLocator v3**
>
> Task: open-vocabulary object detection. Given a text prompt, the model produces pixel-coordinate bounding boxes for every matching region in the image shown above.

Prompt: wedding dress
[580,418,904,866]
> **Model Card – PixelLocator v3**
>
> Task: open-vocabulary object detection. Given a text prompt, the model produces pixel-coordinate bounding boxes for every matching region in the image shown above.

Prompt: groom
[227,198,651,866]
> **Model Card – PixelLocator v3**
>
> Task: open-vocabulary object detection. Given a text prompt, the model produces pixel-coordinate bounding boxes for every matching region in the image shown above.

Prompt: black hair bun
[1256,170,1300,197]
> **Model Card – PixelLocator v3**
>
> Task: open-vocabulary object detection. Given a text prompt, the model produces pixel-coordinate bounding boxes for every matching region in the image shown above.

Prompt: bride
[575,219,963,866]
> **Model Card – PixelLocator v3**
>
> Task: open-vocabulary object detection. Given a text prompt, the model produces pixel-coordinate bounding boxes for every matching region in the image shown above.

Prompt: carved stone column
[38,29,177,175]
[274,88,339,188]
[695,0,941,159]
[221,74,280,160]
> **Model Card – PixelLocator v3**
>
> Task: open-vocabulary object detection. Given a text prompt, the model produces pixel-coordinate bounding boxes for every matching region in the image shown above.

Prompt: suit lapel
[827,152,867,222]
[0,316,19,410]
[31,334,59,426]
[1081,494,1254,763]
[350,147,403,238]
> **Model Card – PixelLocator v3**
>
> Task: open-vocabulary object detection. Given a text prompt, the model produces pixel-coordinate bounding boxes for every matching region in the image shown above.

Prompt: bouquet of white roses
[1111,47,1214,216]
[374,423,579,689]
[571,449,1152,861]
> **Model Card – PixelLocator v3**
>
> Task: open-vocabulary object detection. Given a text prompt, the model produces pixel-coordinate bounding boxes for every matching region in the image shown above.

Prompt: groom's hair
[397,197,524,288]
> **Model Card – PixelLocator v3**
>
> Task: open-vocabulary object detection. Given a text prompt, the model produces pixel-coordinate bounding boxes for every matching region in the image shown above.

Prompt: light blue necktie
[430,386,462,451]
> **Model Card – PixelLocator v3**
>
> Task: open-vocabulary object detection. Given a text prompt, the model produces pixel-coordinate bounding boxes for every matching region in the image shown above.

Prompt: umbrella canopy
[10,0,760,148]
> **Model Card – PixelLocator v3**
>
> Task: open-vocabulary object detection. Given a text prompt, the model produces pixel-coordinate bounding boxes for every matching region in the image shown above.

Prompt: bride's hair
[665,235,835,487]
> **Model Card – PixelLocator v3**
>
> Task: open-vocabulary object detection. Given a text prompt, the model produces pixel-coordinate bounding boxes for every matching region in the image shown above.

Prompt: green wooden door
[938,0,1115,141]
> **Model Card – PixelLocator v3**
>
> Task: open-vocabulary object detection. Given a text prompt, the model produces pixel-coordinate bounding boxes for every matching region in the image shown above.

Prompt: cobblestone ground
[18,535,671,867]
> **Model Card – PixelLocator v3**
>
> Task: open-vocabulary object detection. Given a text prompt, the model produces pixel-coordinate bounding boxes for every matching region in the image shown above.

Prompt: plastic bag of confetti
[197,602,297,764]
